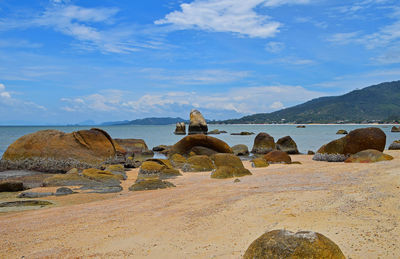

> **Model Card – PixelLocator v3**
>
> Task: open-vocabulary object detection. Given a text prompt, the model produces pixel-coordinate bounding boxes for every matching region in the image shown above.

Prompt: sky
[0,0,400,125]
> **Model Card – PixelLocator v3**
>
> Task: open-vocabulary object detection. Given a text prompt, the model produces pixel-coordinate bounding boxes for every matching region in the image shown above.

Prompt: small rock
[55,187,74,196]
[18,192,54,198]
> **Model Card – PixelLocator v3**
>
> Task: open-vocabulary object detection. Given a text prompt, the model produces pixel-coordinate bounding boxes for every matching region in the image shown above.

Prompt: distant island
[212,80,400,124]
[102,117,188,126]
[101,80,400,126]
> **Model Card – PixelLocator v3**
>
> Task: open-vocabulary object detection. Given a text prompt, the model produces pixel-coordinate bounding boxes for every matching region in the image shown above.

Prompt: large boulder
[313,127,386,162]
[276,136,299,154]
[391,126,400,132]
[188,109,208,135]
[114,138,153,157]
[182,155,215,172]
[174,122,186,135]
[389,140,400,150]
[344,149,393,163]
[244,229,345,259]
[211,153,251,178]
[0,128,125,173]
[251,133,276,154]
[169,134,233,157]
[264,150,292,164]
[232,144,249,156]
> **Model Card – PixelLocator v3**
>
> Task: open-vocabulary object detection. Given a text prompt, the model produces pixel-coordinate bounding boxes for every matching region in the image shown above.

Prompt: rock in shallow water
[276,136,299,154]
[189,109,208,135]
[243,229,345,259]
[251,133,275,154]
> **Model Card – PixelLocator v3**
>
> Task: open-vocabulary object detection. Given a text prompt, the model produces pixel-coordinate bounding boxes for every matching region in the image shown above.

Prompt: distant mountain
[102,117,188,126]
[216,80,400,124]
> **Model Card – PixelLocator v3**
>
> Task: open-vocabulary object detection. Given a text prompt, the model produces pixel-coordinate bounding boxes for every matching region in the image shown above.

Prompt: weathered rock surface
[313,127,386,162]
[0,200,53,207]
[105,164,127,180]
[169,154,187,168]
[188,109,208,135]
[251,158,269,168]
[336,129,348,135]
[138,160,181,180]
[152,145,172,156]
[243,229,345,259]
[389,140,400,150]
[251,133,276,154]
[190,146,218,156]
[264,150,292,164]
[169,134,233,157]
[182,155,215,172]
[232,144,249,156]
[276,136,299,154]
[174,122,186,135]
[345,149,393,163]
[0,181,24,192]
[114,138,153,157]
[0,128,125,173]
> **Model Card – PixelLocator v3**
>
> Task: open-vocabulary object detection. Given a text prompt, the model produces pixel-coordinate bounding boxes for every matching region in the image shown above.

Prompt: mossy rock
[182,155,215,172]
[82,168,123,181]
[244,229,346,259]
[170,153,187,168]
[140,161,165,175]
[160,168,182,179]
[146,159,174,169]
[43,173,96,187]
[345,149,394,163]
[129,179,175,191]
[213,153,244,168]
[105,164,124,172]
[211,166,236,179]
[0,200,53,207]
[251,158,269,168]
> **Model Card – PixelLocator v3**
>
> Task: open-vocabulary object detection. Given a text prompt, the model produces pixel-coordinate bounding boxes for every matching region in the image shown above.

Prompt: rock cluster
[313,127,386,162]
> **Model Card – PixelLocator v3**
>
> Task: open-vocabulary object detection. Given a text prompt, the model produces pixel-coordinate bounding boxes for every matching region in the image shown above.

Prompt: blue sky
[0,0,399,124]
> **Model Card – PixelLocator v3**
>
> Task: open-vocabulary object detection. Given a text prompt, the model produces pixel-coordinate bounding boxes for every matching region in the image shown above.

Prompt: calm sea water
[0,124,398,157]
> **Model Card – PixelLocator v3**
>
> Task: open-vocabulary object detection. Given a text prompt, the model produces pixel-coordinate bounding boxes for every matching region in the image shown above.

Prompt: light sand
[1,152,400,258]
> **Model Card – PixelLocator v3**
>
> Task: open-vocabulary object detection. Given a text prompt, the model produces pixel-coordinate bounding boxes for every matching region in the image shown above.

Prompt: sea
[0,124,398,158]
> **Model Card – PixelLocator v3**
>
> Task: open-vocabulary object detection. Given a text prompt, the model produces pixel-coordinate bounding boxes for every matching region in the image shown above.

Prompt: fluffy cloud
[155,0,313,38]
[60,85,323,118]
[0,83,46,111]
[265,41,285,53]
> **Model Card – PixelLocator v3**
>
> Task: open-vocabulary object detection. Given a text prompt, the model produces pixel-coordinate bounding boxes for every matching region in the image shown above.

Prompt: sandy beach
[1,151,399,259]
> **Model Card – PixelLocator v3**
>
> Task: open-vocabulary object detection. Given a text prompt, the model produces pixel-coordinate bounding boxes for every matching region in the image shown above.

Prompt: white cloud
[0,83,46,110]
[265,41,285,53]
[263,0,311,7]
[60,85,323,116]
[155,0,291,38]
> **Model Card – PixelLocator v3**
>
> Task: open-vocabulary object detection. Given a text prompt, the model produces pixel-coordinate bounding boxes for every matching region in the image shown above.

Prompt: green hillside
[218,80,400,124]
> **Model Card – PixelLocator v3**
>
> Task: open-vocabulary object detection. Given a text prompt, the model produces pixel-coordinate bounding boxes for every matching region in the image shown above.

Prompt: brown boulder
[251,133,275,154]
[264,150,292,164]
[1,128,124,173]
[169,134,233,157]
[244,229,345,259]
[313,127,386,162]
[276,136,299,154]
[344,149,393,163]
[114,138,154,157]
[189,109,208,135]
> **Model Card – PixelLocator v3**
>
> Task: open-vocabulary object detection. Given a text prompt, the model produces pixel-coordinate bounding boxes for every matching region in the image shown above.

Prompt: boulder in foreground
[211,153,251,178]
[243,229,345,259]
[264,150,292,164]
[313,127,386,162]
[344,149,393,163]
[0,128,125,173]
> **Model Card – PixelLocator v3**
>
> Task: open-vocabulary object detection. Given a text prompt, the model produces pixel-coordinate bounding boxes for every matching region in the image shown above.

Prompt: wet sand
[1,152,399,258]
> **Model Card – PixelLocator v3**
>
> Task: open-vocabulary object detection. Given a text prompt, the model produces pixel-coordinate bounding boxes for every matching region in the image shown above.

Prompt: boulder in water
[188,109,208,135]
[276,136,299,154]
[336,129,348,135]
[174,122,186,135]
[251,133,275,154]
[243,229,345,259]
[230,131,254,135]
